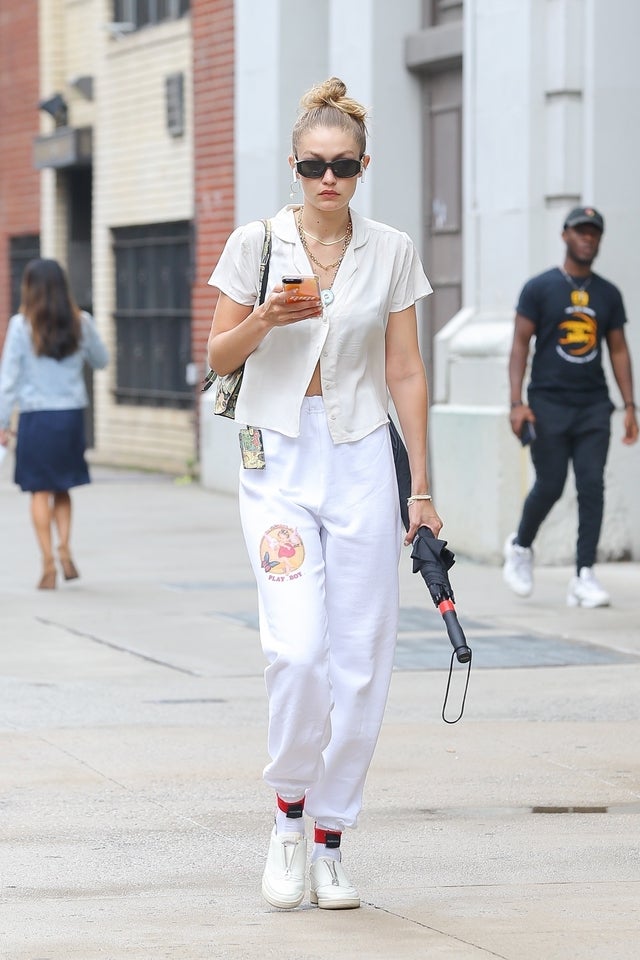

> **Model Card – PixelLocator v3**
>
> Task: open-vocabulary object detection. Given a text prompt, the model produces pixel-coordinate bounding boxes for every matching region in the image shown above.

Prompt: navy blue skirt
[15,409,90,493]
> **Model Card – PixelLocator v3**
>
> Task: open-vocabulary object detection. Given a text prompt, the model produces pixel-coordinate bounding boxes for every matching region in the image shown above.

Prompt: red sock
[275,794,305,834]
[312,824,341,861]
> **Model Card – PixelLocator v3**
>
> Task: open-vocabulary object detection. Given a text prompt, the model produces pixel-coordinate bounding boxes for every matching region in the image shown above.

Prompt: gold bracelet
[407,494,432,504]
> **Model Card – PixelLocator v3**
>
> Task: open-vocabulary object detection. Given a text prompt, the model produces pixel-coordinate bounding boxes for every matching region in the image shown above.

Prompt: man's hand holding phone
[509,402,536,445]
[519,420,536,446]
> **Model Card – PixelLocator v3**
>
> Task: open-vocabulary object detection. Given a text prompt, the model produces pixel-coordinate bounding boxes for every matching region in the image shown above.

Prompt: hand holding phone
[282,275,321,303]
[520,421,536,446]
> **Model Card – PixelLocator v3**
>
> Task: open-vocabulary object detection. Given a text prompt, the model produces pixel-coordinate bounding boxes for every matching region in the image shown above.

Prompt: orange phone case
[282,275,321,302]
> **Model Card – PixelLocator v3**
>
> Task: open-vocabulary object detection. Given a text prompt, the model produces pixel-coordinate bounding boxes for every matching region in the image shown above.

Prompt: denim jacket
[0,312,109,428]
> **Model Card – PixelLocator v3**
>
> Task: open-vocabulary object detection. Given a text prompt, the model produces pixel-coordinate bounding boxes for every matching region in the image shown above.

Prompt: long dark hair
[20,258,81,360]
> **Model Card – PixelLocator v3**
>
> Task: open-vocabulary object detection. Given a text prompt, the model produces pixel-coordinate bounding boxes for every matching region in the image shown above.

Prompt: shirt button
[330,414,337,420]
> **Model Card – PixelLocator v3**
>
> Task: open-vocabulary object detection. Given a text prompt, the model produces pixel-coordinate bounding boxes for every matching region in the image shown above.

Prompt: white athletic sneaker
[503,533,533,597]
[261,827,307,909]
[567,567,610,608]
[310,857,360,910]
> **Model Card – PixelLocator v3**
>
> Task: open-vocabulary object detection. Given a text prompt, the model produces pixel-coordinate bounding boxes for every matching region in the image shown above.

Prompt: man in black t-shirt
[503,206,638,606]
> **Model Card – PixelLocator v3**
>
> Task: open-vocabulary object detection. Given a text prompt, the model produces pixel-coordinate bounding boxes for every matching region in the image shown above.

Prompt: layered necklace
[560,267,592,307]
[296,208,352,305]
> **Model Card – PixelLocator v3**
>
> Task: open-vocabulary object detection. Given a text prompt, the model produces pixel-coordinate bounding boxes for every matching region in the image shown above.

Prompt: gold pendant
[571,290,589,307]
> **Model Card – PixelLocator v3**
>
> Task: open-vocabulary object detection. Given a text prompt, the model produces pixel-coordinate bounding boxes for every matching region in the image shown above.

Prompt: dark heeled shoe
[58,546,80,581]
[38,560,57,590]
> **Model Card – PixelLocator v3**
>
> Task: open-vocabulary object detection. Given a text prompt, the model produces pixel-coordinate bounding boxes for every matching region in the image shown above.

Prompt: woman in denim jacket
[0,258,108,589]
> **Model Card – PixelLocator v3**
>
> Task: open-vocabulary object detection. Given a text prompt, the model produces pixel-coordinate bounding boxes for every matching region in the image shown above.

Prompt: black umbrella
[389,419,472,665]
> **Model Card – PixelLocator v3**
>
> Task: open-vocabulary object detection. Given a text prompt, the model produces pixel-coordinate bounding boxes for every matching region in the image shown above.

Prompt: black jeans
[516,396,612,570]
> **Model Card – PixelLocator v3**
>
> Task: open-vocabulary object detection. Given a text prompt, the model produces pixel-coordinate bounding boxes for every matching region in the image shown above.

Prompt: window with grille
[113,0,190,31]
[112,221,192,409]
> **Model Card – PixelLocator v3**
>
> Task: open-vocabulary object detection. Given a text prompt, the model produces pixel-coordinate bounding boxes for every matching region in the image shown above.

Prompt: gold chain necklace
[560,267,592,306]
[297,209,352,272]
[300,226,350,246]
[560,267,592,291]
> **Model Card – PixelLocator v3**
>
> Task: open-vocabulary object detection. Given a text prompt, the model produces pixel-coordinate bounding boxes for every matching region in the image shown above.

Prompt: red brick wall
[0,0,40,347]
[191,0,235,415]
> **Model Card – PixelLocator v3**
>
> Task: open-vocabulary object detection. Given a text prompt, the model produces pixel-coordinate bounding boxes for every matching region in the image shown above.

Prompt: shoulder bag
[202,219,272,418]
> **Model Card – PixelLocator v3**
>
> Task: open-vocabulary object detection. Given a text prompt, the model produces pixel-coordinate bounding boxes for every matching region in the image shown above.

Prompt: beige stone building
[36,0,195,472]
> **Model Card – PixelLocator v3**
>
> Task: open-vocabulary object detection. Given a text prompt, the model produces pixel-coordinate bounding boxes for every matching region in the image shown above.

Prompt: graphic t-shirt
[516,267,627,406]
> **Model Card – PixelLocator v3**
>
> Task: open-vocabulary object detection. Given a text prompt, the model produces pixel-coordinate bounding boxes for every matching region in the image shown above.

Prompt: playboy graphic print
[260,524,305,580]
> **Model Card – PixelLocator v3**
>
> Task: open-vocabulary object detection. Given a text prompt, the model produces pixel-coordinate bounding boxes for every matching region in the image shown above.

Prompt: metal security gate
[113,221,193,409]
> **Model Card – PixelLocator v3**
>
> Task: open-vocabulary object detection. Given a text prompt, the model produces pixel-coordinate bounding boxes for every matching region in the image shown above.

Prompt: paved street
[1,459,639,960]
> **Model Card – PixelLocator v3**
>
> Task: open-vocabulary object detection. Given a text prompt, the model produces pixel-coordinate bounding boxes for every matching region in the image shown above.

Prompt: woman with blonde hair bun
[208,77,440,910]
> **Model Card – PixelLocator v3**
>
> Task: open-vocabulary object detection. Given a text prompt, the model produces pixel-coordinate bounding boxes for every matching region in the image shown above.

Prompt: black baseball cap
[563,206,604,232]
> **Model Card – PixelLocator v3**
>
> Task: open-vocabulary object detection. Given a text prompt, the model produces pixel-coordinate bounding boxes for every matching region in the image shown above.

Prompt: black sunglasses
[295,157,363,179]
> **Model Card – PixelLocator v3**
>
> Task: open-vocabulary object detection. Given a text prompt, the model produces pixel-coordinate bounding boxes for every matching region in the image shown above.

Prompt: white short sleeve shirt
[209,205,432,443]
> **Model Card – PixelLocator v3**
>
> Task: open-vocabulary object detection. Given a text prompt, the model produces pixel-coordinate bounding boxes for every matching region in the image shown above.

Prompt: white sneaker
[262,827,307,909]
[503,533,533,597]
[567,567,610,608]
[309,857,360,910]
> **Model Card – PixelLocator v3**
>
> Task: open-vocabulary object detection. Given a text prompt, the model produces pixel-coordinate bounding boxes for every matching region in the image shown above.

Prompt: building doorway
[421,66,463,369]
[9,235,41,313]
[64,167,95,447]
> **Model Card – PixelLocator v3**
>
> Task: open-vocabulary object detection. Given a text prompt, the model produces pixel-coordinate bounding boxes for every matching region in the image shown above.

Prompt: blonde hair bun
[300,77,368,125]
[293,77,368,154]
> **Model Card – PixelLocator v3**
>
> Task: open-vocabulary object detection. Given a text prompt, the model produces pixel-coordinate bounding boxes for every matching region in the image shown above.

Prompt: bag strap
[202,218,272,393]
[258,218,272,305]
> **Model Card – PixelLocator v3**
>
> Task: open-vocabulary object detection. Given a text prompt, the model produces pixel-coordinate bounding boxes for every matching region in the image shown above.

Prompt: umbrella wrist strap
[442,650,472,724]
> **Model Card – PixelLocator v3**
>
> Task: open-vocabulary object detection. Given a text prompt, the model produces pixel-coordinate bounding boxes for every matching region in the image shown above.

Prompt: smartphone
[282,275,321,303]
[520,421,537,446]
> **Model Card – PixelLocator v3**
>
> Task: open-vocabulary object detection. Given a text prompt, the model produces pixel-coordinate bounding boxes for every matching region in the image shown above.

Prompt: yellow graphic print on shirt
[556,307,598,364]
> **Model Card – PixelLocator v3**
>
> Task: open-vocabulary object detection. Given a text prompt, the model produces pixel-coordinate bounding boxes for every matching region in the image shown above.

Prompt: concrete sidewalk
[1,462,639,960]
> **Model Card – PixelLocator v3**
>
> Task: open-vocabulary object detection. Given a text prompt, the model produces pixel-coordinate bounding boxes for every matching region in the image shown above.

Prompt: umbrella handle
[439,601,472,664]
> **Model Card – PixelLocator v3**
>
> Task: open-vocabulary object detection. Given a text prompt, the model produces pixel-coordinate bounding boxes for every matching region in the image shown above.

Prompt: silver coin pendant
[320,289,334,307]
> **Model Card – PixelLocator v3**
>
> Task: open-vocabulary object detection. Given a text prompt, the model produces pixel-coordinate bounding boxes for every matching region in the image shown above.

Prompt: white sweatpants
[239,397,402,831]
